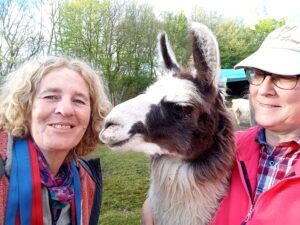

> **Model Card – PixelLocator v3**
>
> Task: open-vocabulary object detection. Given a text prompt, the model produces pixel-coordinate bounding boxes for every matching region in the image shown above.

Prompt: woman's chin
[255,116,281,130]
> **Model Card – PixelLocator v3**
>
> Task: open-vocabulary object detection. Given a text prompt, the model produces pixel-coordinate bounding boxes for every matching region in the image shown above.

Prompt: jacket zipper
[240,161,254,225]
[241,204,254,225]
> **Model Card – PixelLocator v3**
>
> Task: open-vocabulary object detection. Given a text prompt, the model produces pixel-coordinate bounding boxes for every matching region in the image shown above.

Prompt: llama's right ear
[158,32,180,71]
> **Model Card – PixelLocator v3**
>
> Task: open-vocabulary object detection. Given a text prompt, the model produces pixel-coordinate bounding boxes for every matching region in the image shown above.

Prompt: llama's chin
[108,136,165,155]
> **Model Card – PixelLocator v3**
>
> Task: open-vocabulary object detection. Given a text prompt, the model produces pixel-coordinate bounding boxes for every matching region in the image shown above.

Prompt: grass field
[97,146,150,225]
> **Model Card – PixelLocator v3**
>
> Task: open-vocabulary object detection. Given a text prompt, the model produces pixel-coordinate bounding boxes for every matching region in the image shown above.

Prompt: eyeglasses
[245,68,300,90]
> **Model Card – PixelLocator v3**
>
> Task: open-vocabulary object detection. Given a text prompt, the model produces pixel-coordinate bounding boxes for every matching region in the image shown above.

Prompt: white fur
[149,157,228,225]
[146,75,203,106]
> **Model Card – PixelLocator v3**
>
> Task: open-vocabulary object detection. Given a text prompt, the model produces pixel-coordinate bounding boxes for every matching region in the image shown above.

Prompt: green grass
[96,146,150,225]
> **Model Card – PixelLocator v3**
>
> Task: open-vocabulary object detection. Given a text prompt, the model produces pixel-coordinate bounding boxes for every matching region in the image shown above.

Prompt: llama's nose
[104,121,116,129]
[99,120,121,143]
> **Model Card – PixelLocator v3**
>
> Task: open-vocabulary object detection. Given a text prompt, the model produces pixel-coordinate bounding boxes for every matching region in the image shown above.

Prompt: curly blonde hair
[0,56,111,157]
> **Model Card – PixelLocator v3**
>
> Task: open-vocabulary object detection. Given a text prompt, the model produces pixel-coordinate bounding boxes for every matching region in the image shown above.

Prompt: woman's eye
[74,99,86,104]
[44,95,58,100]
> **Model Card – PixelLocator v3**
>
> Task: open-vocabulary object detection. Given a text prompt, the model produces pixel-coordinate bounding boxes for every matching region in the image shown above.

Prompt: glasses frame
[244,68,300,90]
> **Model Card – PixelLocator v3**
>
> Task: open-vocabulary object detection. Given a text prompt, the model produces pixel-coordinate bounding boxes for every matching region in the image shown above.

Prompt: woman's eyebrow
[38,88,61,95]
[256,69,272,75]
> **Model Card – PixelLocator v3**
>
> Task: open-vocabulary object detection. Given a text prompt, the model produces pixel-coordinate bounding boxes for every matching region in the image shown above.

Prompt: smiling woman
[30,68,92,175]
[0,56,111,225]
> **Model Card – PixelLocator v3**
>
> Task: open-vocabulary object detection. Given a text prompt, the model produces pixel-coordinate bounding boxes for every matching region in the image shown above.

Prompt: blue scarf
[4,138,81,225]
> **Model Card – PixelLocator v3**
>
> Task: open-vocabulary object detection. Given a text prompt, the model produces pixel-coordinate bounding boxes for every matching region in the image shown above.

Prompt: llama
[231,98,251,126]
[100,22,235,225]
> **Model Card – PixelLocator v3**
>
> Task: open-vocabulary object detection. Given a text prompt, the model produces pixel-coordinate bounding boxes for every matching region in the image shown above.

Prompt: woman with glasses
[141,24,300,225]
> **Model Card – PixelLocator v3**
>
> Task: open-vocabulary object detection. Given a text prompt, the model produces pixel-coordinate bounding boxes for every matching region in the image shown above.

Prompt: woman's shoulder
[78,157,102,225]
[78,157,101,182]
[0,130,14,177]
[0,130,9,156]
[235,125,261,141]
[234,126,261,158]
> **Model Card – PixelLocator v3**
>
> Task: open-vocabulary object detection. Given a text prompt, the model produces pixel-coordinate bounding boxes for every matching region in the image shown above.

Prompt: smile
[51,124,73,129]
[259,102,280,108]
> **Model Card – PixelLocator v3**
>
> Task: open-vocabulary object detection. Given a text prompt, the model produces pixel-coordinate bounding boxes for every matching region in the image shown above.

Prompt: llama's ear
[190,23,220,87]
[158,32,180,71]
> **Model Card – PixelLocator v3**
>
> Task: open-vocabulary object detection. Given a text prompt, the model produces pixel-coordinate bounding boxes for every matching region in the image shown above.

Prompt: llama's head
[100,23,234,160]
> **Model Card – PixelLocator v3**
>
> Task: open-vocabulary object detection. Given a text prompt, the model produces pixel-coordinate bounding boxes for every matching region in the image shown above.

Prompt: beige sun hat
[234,24,300,76]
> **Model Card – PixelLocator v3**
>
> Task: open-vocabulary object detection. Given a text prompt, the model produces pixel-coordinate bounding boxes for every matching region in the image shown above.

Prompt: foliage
[97,147,150,225]
[160,12,190,66]
[109,1,159,103]
[0,0,45,76]
[217,22,259,68]
[254,18,286,45]
[56,0,158,104]
[1,0,287,101]
[192,7,256,68]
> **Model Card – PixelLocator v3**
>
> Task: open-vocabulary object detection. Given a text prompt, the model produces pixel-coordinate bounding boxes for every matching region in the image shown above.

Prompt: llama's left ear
[190,23,220,88]
[158,32,180,71]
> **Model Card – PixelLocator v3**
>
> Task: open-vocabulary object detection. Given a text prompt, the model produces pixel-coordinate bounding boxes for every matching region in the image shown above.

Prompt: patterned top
[255,128,300,200]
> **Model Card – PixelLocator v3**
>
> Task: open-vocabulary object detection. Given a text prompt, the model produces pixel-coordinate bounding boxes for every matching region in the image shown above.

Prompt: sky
[141,0,300,25]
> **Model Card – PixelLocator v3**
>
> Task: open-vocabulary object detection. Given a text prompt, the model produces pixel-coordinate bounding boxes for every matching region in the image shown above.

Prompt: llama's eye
[173,104,184,113]
[161,101,193,119]
[172,104,194,119]
[173,104,193,114]
[182,106,193,116]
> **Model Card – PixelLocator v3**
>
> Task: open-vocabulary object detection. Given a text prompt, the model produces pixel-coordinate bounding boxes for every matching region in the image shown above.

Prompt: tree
[160,12,190,66]
[216,21,259,68]
[42,0,64,54]
[112,1,159,102]
[191,7,259,68]
[254,18,285,45]
[56,0,159,104]
[0,0,45,77]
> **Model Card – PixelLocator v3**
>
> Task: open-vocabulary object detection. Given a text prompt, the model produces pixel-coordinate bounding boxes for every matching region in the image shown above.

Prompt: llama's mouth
[108,138,130,148]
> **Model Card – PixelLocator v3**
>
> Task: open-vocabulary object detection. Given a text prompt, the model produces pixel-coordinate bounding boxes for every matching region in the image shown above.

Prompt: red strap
[71,198,77,225]
[15,211,20,225]
[28,139,43,225]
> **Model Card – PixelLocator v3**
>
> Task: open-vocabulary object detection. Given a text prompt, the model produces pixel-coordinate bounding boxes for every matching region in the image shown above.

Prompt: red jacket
[212,126,300,225]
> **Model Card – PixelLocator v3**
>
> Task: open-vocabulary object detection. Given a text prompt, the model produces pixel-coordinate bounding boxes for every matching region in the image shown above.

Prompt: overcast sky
[141,0,300,25]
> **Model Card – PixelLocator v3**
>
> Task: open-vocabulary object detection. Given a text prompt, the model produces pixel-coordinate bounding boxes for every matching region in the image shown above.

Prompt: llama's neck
[151,156,200,195]
[149,155,230,199]
[148,155,230,225]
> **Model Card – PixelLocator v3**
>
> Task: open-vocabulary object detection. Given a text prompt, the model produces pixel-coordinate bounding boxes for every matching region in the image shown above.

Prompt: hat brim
[234,48,300,76]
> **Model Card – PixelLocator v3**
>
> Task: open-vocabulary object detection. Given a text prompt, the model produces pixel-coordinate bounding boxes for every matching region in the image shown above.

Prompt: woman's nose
[257,76,276,96]
[55,99,75,116]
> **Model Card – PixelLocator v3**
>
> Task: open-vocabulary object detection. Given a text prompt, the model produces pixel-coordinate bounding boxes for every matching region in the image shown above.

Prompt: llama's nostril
[105,122,111,129]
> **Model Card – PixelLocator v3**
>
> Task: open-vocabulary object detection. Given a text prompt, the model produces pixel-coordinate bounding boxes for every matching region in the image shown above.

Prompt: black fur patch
[129,121,148,136]
[160,33,179,70]
[141,100,204,158]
